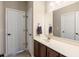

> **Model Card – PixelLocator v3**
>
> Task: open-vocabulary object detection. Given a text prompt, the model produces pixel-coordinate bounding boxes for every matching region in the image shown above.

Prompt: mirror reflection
[53,2,79,40]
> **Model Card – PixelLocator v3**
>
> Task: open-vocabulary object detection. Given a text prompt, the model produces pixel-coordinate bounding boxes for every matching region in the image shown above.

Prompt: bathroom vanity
[34,40,65,57]
[34,36,79,57]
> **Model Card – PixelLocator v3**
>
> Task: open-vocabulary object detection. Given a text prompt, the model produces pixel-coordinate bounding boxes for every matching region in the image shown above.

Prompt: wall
[44,2,53,35]
[0,1,5,55]
[4,1,27,11]
[33,1,45,37]
[33,1,53,38]
[26,1,33,56]
[53,2,79,37]
[44,12,53,35]
[0,1,28,55]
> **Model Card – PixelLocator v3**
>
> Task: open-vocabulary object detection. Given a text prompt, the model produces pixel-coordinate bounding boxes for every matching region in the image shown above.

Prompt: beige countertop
[34,35,79,57]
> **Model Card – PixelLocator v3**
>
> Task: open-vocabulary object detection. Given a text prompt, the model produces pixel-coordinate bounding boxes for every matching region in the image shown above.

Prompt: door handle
[8,33,11,36]
[76,33,79,35]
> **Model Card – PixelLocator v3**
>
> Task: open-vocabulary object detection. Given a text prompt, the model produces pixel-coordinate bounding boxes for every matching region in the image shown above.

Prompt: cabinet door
[39,43,46,57]
[47,47,59,57]
[34,40,39,57]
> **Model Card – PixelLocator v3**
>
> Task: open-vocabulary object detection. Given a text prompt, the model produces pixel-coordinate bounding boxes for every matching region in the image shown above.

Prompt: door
[5,8,26,56]
[61,12,75,40]
[75,12,79,40]
[26,8,33,56]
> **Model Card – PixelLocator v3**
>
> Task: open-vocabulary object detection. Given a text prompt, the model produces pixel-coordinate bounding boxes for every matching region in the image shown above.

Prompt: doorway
[5,8,26,56]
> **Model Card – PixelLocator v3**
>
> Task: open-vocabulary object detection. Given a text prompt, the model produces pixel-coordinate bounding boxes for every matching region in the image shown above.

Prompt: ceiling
[46,1,77,12]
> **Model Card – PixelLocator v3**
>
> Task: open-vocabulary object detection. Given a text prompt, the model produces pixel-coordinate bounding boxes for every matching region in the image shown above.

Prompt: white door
[5,8,25,56]
[61,12,75,40]
[26,8,33,56]
[75,12,79,40]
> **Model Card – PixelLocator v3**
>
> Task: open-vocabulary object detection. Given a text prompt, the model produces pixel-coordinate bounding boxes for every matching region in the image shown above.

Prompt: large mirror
[53,1,79,40]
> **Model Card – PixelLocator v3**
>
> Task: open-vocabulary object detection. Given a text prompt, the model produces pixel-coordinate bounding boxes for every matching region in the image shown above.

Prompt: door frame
[26,6,34,56]
[5,8,26,56]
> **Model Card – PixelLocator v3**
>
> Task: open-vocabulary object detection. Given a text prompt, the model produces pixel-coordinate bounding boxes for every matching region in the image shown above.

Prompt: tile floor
[15,50,31,57]
[8,50,31,57]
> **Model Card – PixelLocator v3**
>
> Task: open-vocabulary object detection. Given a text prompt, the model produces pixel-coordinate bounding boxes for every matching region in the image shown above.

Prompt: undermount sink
[43,37,51,42]
[43,39,49,42]
[36,35,52,42]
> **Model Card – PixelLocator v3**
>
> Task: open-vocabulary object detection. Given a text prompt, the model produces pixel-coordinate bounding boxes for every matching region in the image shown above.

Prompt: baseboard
[28,50,31,57]
[16,50,25,54]
[0,54,4,57]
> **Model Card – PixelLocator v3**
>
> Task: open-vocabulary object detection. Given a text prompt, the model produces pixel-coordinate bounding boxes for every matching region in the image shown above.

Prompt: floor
[15,50,31,57]
[8,50,31,57]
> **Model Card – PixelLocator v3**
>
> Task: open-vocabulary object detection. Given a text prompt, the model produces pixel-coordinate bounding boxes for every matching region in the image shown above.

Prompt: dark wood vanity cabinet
[47,47,59,57]
[34,40,46,57]
[39,43,47,57]
[34,40,39,57]
[47,47,65,57]
[34,40,65,57]
[59,54,65,57]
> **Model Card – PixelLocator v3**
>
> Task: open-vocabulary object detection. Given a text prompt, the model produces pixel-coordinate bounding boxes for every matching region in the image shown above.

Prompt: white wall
[44,10,53,35]
[33,1,53,38]
[26,2,33,56]
[33,1,45,37]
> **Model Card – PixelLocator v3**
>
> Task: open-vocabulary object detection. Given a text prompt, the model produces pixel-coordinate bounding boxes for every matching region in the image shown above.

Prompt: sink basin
[36,35,52,42]
[42,35,51,42]
[43,39,50,42]
[43,37,51,42]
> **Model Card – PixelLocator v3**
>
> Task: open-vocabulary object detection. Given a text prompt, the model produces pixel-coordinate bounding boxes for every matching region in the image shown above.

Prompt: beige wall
[33,1,53,37]
[33,1,45,37]
[44,1,53,35]
[0,1,5,55]
[53,2,79,37]
[26,1,33,56]
[4,1,27,11]
[0,1,28,55]
[44,12,53,35]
